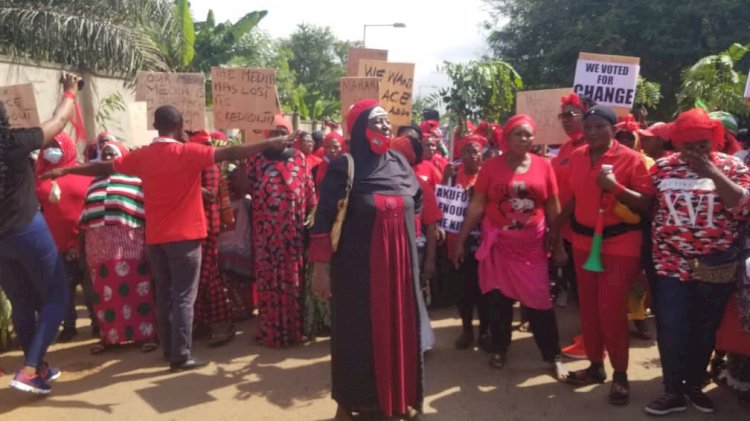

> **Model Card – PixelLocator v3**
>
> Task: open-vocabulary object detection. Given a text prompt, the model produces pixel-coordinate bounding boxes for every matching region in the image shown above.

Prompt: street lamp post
[362,23,406,47]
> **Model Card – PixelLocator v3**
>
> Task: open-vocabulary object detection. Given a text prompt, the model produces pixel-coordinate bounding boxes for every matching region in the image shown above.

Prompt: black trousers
[452,252,488,336]
[485,289,561,362]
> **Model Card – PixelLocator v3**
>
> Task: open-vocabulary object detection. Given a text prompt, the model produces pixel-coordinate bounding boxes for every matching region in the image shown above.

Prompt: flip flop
[90,344,107,355]
[140,342,158,353]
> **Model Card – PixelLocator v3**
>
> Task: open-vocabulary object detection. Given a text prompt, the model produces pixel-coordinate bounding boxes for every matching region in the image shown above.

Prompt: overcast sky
[189,0,494,98]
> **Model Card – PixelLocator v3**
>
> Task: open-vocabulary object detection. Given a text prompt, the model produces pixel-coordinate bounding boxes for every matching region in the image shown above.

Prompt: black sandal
[565,366,606,385]
[90,343,107,355]
[609,374,630,405]
[489,353,507,369]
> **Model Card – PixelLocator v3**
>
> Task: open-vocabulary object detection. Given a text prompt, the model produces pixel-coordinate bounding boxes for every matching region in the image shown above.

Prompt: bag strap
[344,153,354,196]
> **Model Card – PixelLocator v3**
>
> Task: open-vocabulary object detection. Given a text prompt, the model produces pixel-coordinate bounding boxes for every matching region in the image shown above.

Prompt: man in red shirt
[44,106,290,371]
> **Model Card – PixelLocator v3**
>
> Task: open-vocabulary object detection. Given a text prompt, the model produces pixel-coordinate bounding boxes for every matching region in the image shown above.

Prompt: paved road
[0,306,744,420]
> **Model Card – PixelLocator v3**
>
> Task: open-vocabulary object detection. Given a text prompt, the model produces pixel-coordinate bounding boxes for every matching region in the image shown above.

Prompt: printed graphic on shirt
[497,181,536,230]
[651,153,750,281]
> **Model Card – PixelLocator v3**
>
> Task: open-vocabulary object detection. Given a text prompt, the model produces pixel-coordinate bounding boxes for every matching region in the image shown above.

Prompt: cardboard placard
[573,52,640,109]
[435,185,470,234]
[339,77,380,136]
[357,60,415,128]
[128,101,158,147]
[516,88,573,145]
[211,67,277,131]
[135,72,206,130]
[346,48,388,77]
[0,83,40,128]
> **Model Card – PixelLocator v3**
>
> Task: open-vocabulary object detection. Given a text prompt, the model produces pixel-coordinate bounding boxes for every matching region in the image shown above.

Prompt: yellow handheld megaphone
[582,208,605,272]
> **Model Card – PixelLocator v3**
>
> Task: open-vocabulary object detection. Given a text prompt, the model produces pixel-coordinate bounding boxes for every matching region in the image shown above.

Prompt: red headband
[615,114,640,134]
[346,99,380,134]
[671,108,725,150]
[454,134,487,157]
[500,114,537,152]
[561,93,587,112]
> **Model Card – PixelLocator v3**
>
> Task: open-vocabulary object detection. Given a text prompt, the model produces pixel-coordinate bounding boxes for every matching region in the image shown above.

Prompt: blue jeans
[653,276,734,393]
[0,212,69,368]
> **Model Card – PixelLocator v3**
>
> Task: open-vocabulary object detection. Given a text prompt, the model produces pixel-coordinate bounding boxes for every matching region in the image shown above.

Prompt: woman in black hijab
[310,99,423,420]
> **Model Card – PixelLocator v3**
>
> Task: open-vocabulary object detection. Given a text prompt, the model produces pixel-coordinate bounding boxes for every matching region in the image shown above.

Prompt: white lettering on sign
[435,184,470,234]
[573,59,639,108]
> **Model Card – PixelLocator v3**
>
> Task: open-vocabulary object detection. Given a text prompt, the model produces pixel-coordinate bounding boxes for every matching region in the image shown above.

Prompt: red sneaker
[562,335,606,360]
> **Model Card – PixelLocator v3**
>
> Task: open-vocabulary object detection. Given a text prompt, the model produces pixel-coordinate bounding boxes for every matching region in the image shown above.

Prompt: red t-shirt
[475,154,558,230]
[646,152,750,281]
[414,160,443,191]
[551,134,585,206]
[430,154,449,174]
[566,141,652,257]
[113,140,215,245]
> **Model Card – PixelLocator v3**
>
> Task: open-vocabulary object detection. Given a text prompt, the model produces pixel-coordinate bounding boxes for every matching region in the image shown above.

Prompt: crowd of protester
[1,71,750,420]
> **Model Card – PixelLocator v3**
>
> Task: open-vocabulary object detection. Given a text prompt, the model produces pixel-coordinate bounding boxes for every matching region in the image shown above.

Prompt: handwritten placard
[358,60,415,128]
[340,77,380,136]
[347,48,388,77]
[135,72,206,130]
[435,185,470,234]
[0,84,40,128]
[211,67,277,131]
[516,88,573,145]
[573,52,640,109]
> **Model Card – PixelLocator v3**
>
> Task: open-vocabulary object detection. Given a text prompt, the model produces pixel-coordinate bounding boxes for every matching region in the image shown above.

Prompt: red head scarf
[323,132,346,153]
[347,99,380,134]
[560,93,588,112]
[188,129,212,144]
[501,114,537,151]
[101,141,129,158]
[211,131,227,141]
[671,108,725,150]
[263,114,293,138]
[615,114,641,133]
[420,120,440,134]
[454,134,487,157]
[35,132,78,176]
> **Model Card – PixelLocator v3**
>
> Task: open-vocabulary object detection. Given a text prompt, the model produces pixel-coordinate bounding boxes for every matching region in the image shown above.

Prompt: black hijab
[349,105,419,196]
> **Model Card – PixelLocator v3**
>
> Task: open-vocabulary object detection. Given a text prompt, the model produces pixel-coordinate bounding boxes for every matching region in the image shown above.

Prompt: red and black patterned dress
[248,149,316,347]
[194,163,232,326]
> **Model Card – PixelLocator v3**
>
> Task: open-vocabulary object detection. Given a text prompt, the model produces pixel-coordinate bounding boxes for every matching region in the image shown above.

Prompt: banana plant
[676,43,750,116]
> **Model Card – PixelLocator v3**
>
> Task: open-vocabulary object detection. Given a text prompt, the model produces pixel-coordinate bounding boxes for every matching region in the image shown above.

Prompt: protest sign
[211,67,277,131]
[135,72,206,130]
[340,77,380,136]
[0,83,39,127]
[573,52,640,109]
[516,88,573,145]
[435,184,470,234]
[347,48,388,77]
[357,60,415,128]
[128,101,158,147]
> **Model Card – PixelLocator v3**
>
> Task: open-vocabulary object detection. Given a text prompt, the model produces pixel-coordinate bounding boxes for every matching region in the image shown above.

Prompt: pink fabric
[476,217,551,310]
[370,194,418,417]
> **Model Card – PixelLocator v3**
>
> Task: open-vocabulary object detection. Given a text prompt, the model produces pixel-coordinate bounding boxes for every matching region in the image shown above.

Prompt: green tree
[0,0,173,79]
[676,43,750,117]
[280,24,352,121]
[437,60,523,135]
[485,0,750,117]
[190,9,268,74]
